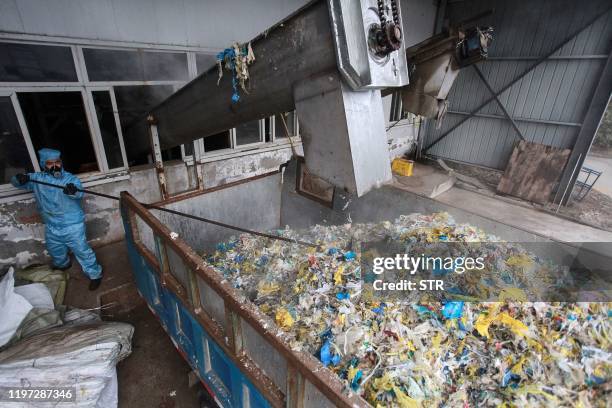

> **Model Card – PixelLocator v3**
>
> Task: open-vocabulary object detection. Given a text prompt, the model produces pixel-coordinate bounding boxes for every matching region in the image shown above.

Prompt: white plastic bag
[0,269,33,347]
[14,283,54,310]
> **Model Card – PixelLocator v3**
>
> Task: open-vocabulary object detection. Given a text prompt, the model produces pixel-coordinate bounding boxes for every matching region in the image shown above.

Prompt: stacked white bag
[0,268,134,407]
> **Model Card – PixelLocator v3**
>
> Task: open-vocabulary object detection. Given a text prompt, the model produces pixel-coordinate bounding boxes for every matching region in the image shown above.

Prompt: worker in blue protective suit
[11,148,103,291]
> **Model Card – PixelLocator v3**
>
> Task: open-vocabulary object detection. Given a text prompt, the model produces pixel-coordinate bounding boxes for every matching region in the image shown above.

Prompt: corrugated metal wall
[422,0,612,170]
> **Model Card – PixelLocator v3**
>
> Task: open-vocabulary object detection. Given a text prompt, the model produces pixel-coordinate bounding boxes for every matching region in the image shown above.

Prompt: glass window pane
[92,91,124,169]
[84,48,188,81]
[183,142,194,156]
[275,111,296,138]
[114,85,175,166]
[196,53,217,75]
[0,42,77,82]
[264,117,272,142]
[204,131,231,152]
[84,49,141,82]
[162,146,181,161]
[0,96,33,184]
[235,120,261,146]
[143,52,188,81]
[17,92,99,174]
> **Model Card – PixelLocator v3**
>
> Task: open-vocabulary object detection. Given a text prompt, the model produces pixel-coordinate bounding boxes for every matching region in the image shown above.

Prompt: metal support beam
[554,49,612,205]
[473,65,525,140]
[447,110,582,128]
[487,54,608,61]
[295,72,392,196]
[422,5,612,153]
[148,118,169,201]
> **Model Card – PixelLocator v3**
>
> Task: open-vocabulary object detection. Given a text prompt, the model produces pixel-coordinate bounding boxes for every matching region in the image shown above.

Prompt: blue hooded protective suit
[11,148,102,279]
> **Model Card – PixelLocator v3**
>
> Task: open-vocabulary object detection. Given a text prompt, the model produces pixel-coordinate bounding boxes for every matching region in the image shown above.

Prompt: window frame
[183,113,302,163]
[232,119,266,149]
[0,90,40,193]
[78,45,191,85]
[86,86,129,171]
[0,40,81,86]
[194,52,218,76]
[13,86,108,175]
[273,112,300,141]
[201,132,234,157]
[0,38,190,197]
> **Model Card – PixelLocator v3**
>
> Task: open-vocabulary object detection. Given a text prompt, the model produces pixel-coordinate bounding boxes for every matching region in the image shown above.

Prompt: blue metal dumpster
[119,172,364,408]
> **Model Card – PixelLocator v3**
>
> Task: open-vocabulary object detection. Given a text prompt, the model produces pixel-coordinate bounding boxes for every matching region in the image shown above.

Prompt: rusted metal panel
[151,170,280,207]
[128,210,160,273]
[148,120,170,200]
[286,364,305,408]
[242,318,289,394]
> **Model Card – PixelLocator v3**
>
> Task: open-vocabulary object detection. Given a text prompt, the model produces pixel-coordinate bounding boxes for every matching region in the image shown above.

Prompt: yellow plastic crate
[391,158,414,177]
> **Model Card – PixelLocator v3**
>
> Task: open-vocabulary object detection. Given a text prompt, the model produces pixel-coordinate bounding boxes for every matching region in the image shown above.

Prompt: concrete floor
[434,186,612,242]
[64,241,202,408]
[393,166,612,243]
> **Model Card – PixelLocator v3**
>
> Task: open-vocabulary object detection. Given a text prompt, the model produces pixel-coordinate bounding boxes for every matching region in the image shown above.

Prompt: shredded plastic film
[205,213,610,407]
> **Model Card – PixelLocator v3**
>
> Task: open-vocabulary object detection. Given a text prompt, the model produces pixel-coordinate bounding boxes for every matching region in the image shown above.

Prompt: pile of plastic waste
[205,213,611,407]
[0,267,133,407]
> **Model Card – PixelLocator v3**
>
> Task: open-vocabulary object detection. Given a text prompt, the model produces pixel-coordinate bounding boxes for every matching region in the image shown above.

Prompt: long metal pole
[446,110,582,127]
[556,153,581,213]
[554,48,612,205]
[26,178,317,247]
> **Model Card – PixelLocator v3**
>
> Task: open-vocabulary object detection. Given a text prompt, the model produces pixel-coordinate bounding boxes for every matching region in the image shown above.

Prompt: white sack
[0,268,33,347]
[0,321,134,407]
[14,283,54,310]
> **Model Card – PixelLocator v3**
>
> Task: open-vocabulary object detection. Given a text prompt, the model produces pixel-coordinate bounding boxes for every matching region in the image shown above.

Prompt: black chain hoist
[370,0,403,56]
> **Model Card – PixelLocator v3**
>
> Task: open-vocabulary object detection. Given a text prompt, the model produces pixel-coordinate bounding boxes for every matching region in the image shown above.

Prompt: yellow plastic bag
[275,308,294,329]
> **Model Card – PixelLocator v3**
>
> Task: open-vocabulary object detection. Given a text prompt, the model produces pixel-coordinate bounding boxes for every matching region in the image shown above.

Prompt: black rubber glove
[63,183,78,196]
[15,173,30,185]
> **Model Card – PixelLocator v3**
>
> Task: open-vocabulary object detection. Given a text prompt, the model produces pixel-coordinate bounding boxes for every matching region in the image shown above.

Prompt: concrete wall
[159,174,283,252]
[280,160,551,243]
[0,164,161,271]
[387,119,420,158]
[201,148,298,188]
